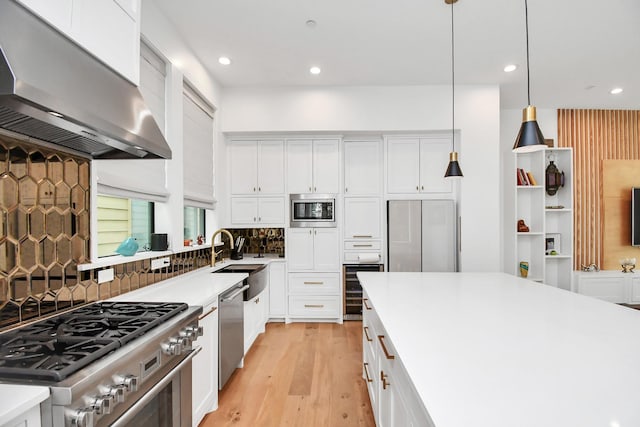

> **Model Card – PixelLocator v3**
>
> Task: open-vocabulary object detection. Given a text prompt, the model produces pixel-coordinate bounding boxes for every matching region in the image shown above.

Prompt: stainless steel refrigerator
[387,200,457,272]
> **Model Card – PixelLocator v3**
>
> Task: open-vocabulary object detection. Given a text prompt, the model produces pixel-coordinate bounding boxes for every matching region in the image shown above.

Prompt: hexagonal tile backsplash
[0,134,213,331]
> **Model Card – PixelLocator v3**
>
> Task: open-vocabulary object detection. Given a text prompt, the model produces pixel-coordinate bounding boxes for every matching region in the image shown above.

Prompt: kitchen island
[358,272,640,427]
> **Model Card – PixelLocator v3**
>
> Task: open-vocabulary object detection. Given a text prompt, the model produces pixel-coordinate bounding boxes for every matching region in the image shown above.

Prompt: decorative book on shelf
[516,168,537,186]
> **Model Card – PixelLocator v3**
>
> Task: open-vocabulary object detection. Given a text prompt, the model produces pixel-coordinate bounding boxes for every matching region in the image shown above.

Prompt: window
[97,195,154,257]
[184,206,206,243]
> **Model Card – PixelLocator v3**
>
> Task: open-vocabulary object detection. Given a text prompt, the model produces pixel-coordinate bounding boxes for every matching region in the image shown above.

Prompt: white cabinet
[230,197,285,226]
[18,0,140,83]
[387,137,451,194]
[288,273,341,319]
[244,288,267,354]
[230,140,285,195]
[268,261,287,318]
[287,228,339,272]
[344,140,382,195]
[362,290,433,427]
[4,405,42,427]
[574,271,632,304]
[287,139,340,194]
[344,198,381,240]
[192,301,218,427]
[513,148,574,290]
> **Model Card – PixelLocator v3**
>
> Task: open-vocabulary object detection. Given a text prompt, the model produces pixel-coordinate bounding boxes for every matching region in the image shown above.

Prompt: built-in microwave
[290,194,336,228]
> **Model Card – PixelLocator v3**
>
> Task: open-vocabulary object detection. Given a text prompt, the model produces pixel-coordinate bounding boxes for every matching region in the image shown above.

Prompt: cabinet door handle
[253,187,256,192]
[309,230,312,235]
[353,235,373,239]
[378,335,395,360]
[314,187,317,192]
[309,186,312,191]
[353,244,373,248]
[363,362,373,383]
[363,298,372,310]
[255,297,260,304]
[416,185,419,190]
[304,304,324,308]
[345,187,348,193]
[363,326,372,342]
[254,217,257,222]
[198,306,218,320]
[258,217,262,222]
[303,281,324,285]
[258,186,261,192]
[381,370,390,390]
[421,185,424,190]
[314,230,317,235]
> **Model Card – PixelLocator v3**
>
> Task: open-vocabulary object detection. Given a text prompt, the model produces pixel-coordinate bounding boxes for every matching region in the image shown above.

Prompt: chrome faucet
[211,229,235,266]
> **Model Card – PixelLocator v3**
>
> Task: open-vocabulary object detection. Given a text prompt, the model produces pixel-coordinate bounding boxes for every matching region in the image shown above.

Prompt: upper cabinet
[387,137,452,194]
[344,140,382,195]
[287,139,340,194]
[17,0,140,84]
[230,140,285,195]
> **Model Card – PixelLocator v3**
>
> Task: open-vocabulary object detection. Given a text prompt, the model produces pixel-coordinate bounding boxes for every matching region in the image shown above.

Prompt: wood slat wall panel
[558,109,640,269]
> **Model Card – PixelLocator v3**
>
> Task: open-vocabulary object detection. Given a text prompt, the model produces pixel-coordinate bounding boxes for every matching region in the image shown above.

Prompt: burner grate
[0,336,120,381]
[0,301,189,381]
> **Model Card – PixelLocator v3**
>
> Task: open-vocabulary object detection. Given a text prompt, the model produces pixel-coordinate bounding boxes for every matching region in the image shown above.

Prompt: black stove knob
[69,408,95,427]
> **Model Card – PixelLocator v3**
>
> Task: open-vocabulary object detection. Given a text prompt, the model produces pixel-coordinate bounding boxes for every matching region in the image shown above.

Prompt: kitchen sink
[214,263,267,300]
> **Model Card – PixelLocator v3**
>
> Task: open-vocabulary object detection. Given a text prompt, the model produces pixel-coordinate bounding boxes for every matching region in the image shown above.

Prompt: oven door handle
[110,347,201,427]
[220,284,250,302]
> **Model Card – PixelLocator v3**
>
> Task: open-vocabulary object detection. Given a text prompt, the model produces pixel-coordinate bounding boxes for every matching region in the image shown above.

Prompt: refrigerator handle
[457,215,462,254]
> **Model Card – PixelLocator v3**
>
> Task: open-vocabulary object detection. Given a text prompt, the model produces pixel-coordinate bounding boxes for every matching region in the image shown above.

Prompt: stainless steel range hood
[0,1,172,159]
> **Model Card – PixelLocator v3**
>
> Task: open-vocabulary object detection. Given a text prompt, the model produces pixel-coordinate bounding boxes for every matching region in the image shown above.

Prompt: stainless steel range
[0,301,203,427]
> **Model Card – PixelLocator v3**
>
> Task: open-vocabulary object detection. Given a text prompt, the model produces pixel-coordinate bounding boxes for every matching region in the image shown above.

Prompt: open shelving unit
[514,148,573,290]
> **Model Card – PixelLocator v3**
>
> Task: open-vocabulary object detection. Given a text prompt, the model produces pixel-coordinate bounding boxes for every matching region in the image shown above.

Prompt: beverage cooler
[343,264,384,320]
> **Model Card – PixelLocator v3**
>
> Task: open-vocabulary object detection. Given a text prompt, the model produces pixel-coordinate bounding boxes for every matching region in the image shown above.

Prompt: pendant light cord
[525,0,531,105]
[450,1,455,151]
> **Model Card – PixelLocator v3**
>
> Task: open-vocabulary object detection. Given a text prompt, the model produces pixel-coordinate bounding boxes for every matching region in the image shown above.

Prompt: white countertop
[358,272,640,427]
[0,384,49,425]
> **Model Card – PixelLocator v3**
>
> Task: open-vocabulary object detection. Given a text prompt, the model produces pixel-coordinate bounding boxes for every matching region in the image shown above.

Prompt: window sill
[77,245,212,271]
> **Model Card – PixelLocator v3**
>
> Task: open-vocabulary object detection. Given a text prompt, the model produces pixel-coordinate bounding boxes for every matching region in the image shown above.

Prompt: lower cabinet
[244,288,268,354]
[287,272,341,319]
[269,261,287,319]
[192,300,219,427]
[574,271,640,303]
[5,404,42,427]
[362,291,434,427]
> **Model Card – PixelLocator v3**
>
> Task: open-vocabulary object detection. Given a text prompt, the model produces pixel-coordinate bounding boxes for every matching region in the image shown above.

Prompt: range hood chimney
[0,1,172,159]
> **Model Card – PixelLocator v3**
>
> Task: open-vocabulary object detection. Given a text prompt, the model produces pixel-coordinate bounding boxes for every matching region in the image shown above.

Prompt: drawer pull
[198,306,218,320]
[255,297,260,304]
[304,304,324,308]
[363,298,372,310]
[363,362,373,383]
[303,281,324,285]
[353,244,373,248]
[381,370,390,390]
[378,335,395,360]
[353,235,373,238]
[363,326,373,342]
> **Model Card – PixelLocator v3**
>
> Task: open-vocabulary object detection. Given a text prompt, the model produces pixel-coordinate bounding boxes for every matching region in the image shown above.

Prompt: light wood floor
[200,321,375,427]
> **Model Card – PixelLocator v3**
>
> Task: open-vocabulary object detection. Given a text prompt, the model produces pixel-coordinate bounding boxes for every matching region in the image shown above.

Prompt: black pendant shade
[513,105,546,153]
[512,0,546,153]
[444,151,463,178]
[443,0,463,178]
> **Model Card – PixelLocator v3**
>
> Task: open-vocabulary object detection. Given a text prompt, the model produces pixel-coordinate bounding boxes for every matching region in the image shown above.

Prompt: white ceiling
[152,0,640,109]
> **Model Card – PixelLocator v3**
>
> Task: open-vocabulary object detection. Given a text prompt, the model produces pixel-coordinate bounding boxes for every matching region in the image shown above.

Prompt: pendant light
[444,0,463,178]
[512,0,546,153]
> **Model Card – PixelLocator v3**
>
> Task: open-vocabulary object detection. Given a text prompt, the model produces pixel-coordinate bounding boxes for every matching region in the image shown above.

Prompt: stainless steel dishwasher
[218,281,248,389]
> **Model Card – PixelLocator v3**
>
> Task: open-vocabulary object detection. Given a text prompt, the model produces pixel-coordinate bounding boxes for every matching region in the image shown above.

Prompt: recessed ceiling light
[310,66,321,75]
[218,56,231,65]
[48,111,63,118]
[503,64,517,73]
[306,19,317,28]
[610,87,623,95]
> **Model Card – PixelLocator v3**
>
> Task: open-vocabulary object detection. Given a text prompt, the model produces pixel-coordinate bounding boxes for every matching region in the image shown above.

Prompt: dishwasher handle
[220,284,250,302]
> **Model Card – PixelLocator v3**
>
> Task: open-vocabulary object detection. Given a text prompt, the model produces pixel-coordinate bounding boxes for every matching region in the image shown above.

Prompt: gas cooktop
[0,301,188,382]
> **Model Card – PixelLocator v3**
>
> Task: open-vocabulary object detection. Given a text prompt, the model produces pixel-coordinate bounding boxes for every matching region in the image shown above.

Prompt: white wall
[140,0,223,249]
[501,108,558,275]
[221,85,501,272]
